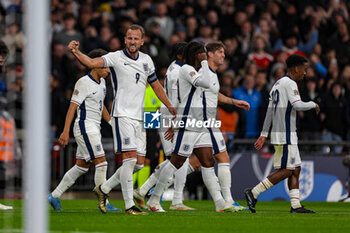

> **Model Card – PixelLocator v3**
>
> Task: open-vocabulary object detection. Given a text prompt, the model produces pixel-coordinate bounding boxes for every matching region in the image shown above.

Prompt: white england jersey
[200,65,220,120]
[164,60,182,106]
[266,75,301,144]
[102,49,157,121]
[176,64,206,131]
[71,74,106,135]
[160,60,182,123]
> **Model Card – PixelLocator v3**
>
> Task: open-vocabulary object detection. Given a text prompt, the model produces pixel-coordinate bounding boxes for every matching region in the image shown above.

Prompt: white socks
[120,158,137,209]
[94,161,108,186]
[52,165,88,198]
[148,162,177,205]
[172,159,191,205]
[252,178,274,199]
[101,158,136,209]
[201,166,226,211]
[289,189,302,208]
[134,164,144,173]
[218,163,234,205]
[139,160,169,197]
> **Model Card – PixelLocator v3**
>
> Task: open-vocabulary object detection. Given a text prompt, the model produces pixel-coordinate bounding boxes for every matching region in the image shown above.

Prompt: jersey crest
[143,63,149,72]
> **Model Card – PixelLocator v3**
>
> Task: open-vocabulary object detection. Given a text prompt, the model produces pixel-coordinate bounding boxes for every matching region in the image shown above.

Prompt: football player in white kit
[68,25,176,215]
[48,49,120,212]
[135,42,251,211]
[197,42,250,210]
[146,42,237,213]
[245,54,320,213]
[133,42,197,211]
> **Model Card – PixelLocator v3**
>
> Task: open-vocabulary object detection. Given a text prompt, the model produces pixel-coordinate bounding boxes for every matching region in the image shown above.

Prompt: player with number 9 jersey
[102,49,157,121]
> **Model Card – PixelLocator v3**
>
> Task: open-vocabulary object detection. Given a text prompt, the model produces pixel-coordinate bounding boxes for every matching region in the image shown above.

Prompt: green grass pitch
[1,199,350,233]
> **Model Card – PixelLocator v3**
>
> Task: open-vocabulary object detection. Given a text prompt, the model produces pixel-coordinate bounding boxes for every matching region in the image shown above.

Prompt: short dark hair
[127,24,145,38]
[63,13,75,21]
[182,41,206,67]
[168,42,187,60]
[88,49,108,58]
[0,40,9,58]
[206,41,225,54]
[285,54,307,69]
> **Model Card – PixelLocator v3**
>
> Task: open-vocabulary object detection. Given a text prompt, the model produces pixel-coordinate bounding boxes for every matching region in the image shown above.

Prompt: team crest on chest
[143,63,149,72]
[183,144,190,151]
[124,138,130,145]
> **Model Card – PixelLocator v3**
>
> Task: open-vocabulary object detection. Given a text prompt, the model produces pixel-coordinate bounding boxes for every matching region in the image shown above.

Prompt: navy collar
[175,60,183,66]
[208,65,216,74]
[88,72,100,84]
[123,48,139,61]
[283,75,293,80]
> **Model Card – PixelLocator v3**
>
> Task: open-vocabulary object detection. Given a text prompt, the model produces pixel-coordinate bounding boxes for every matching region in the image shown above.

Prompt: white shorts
[75,133,105,162]
[159,130,174,157]
[110,117,146,156]
[209,129,226,155]
[273,144,301,170]
[172,130,212,157]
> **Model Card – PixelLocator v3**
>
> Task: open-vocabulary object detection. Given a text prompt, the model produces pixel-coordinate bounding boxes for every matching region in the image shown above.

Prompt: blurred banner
[230,153,348,201]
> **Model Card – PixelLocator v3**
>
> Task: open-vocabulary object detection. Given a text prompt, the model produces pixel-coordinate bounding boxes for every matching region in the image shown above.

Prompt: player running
[245,54,319,214]
[68,24,176,215]
[48,49,121,212]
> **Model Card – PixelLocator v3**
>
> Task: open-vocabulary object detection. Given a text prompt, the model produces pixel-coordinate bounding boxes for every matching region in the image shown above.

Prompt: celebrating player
[245,54,319,213]
[68,24,176,215]
[48,49,121,212]
[146,42,235,213]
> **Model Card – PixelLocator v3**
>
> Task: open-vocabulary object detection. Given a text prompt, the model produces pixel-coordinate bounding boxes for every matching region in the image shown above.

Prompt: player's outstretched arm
[218,93,250,110]
[58,102,79,147]
[68,40,104,69]
[151,80,177,117]
[102,105,111,125]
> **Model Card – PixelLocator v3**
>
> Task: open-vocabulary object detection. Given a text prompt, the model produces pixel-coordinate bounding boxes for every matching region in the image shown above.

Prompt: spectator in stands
[53,13,82,46]
[145,2,174,42]
[248,35,273,71]
[299,77,322,142]
[273,32,306,59]
[255,71,269,131]
[329,22,350,70]
[233,74,261,138]
[218,73,241,150]
[320,82,346,153]
[1,23,24,65]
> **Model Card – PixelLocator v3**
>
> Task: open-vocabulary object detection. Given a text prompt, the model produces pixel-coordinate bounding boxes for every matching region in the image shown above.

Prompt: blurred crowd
[0,0,350,152]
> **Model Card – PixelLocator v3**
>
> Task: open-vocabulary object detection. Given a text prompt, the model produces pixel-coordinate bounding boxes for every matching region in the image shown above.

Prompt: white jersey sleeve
[71,79,89,106]
[286,80,302,105]
[145,56,157,84]
[180,65,201,86]
[102,51,120,68]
